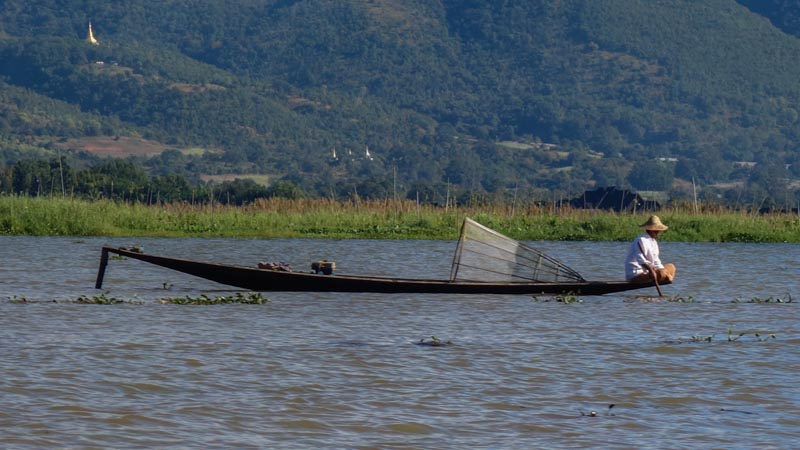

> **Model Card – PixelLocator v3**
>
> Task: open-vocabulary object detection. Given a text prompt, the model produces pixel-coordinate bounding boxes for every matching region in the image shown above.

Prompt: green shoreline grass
[1,195,798,242]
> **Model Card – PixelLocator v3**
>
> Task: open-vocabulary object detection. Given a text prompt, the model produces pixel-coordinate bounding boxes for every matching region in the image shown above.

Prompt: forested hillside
[1,0,799,209]
[737,0,800,37]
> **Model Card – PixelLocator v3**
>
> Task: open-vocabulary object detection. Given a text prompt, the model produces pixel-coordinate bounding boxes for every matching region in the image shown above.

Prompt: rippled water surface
[1,236,798,448]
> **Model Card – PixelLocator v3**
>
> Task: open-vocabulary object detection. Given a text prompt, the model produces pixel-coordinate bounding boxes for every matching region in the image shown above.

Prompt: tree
[81,159,149,201]
[405,182,441,205]
[627,159,674,191]
[214,179,268,205]
[11,160,47,195]
[150,174,193,203]
[748,161,791,210]
[590,157,629,187]
[266,180,305,199]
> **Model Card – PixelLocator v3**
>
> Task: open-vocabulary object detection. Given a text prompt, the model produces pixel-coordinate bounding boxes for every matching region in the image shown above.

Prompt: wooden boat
[95,218,660,295]
[95,246,668,295]
[95,245,665,295]
[95,218,668,295]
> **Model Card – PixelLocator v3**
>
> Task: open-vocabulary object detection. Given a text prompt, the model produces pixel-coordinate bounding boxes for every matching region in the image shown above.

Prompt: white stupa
[87,22,99,45]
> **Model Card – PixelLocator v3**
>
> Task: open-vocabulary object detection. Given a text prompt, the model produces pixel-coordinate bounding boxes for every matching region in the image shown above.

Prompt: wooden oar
[638,240,663,297]
[649,265,663,297]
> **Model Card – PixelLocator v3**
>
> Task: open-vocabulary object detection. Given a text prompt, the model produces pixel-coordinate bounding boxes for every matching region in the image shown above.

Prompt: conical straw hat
[640,215,668,231]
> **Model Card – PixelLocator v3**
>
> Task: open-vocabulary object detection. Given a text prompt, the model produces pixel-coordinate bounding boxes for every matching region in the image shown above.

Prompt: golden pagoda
[86,22,99,45]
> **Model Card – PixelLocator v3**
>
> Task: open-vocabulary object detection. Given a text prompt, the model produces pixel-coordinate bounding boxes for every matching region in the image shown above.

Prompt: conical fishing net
[450,218,585,283]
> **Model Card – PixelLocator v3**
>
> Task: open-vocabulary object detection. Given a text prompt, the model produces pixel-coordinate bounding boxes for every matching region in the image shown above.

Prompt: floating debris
[415,336,453,347]
[720,408,757,415]
[580,404,615,417]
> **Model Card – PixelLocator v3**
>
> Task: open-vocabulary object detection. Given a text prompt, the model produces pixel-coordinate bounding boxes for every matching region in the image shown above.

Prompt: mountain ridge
[0,0,798,207]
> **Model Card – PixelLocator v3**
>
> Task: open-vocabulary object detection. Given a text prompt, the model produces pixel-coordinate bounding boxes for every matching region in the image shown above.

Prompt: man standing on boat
[625,215,676,283]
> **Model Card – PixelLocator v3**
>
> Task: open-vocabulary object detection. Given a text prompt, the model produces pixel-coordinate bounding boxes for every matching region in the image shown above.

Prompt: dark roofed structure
[570,187,660,212]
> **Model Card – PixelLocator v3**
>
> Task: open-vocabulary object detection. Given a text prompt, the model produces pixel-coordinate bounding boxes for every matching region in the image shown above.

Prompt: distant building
[569,186,660,212]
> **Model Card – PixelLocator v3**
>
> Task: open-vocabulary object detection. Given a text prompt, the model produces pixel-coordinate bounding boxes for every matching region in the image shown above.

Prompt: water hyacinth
[5,293,268,305]
[159,293,269,305]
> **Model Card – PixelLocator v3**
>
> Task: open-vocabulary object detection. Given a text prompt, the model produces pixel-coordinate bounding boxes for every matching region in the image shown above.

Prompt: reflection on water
[0,236,798,448]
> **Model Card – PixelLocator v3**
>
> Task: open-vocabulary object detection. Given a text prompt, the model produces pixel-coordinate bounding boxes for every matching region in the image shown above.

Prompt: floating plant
[159,292,269,305]
[7,293,139,304]
[625,294,694,303]
[73,293,126,304]
[532,292,582,304]
[732,293,793,303]
[668,335,713,343]
[665,326,776,344]
[725,325,776,342]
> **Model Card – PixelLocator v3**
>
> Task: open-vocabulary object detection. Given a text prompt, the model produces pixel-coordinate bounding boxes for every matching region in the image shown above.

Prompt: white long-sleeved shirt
[625,233,664,281]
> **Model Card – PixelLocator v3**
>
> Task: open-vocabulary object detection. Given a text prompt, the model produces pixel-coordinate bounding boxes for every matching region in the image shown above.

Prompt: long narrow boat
[95,218,669,296]
[95,245,664,295]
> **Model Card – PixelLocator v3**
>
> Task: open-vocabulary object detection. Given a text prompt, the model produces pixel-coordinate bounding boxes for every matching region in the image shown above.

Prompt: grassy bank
[1,195,798,242]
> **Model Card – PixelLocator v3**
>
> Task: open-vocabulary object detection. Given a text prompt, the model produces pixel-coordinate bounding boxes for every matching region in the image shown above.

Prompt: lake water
[1,236,798,448]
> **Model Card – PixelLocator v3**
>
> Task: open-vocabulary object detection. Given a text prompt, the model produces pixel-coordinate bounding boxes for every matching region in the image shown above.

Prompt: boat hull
[96,246,667,296]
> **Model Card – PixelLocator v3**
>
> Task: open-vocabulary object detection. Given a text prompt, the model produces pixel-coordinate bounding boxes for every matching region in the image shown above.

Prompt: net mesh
[450,218,585,283]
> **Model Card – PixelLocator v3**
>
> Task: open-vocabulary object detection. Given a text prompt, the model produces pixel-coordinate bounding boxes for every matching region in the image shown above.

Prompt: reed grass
[1,195,798,242]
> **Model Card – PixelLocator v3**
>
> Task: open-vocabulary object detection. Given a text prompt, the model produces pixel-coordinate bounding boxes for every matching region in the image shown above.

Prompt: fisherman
[625,215,676,283]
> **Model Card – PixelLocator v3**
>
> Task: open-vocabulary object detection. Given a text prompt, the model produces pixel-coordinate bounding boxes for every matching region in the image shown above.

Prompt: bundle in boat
[450,218,585,283]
